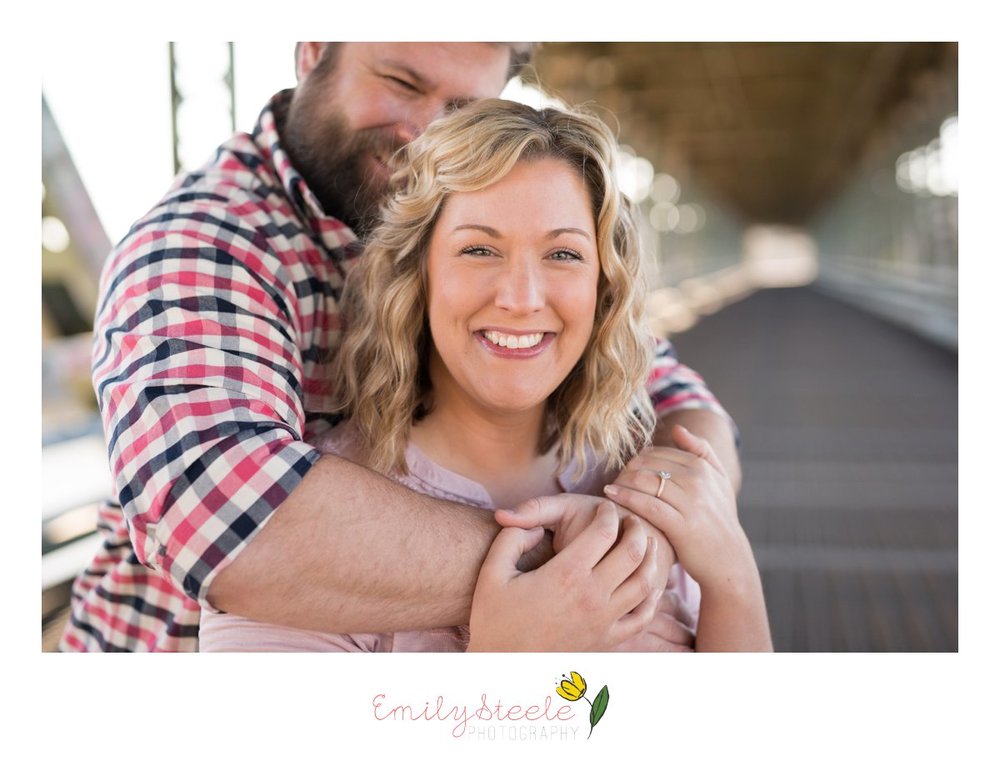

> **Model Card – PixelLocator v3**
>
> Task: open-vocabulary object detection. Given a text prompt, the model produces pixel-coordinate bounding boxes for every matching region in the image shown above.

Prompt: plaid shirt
[60,91,730,652]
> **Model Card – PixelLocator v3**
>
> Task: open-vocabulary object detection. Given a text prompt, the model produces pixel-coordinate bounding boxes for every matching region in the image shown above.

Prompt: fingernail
[603,484,620,497]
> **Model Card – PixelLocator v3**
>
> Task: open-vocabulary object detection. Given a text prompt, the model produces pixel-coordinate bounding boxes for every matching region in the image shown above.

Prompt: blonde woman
[199,99,769,652]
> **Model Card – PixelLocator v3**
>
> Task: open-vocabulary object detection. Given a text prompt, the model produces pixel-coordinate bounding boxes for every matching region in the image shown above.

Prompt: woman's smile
[476,329,554,355]
[424,157,600,416]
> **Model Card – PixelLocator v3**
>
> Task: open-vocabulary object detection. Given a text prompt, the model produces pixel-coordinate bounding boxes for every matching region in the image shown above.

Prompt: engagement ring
[655,470,672,499]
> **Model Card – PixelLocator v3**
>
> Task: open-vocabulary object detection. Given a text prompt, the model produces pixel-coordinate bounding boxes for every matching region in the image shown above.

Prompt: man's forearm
[207,454,500,633]
[654,408,742,492]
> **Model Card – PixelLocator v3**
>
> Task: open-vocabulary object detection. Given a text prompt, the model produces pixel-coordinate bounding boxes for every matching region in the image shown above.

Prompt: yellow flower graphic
[554,671,609,739]
[556,671,587,702]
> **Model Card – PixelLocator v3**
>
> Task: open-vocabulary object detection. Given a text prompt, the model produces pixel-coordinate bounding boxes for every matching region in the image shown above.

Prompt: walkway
[670,286,958,651]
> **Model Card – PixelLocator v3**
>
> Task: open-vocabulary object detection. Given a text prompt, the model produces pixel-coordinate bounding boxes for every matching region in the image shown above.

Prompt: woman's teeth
[483,330,544,349]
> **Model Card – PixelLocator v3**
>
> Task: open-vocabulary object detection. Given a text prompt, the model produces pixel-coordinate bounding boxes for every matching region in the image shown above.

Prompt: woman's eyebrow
[452,222,593,241]
[452,223,501,237]
[548,227,593,240]
[450,224,593,240]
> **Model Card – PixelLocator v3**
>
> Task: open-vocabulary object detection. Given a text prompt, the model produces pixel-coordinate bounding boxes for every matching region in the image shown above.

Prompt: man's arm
[92,201,513,635]
[207,453,501,632]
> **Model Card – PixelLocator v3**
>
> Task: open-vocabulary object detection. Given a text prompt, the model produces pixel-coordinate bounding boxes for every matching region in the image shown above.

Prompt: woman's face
[424,157,600,418]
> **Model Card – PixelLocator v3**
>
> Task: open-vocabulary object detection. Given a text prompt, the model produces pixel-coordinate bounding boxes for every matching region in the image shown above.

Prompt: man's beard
[279,88,403,239]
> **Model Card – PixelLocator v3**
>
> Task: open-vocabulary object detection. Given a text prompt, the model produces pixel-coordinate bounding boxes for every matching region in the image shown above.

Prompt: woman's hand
[604,424,750,589]
[467,503,661,651]
[604,424,772,651]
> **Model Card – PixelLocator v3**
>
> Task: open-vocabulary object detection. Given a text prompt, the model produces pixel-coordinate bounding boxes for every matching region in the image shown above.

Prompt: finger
[592,514,648,591]
[614,630,693,653]
[657,585,697,629]
[610,466,684,500]
[478,527,546,584]
[494,496,564,530]
[650,588,698,638]
[609,586,662,645]
[633,607,697,650]
[549,501,620,571]
[622,447,697,475]
[672,424,725,473]
[607,532,659,617]
[647,612,697,645]
[603,483,685,531]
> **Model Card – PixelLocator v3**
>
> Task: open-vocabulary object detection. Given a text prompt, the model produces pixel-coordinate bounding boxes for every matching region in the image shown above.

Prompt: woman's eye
[460,246,494,257]
[549,249,583,262]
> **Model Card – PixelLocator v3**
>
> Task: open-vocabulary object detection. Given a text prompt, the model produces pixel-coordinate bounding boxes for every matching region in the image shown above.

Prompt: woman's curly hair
[328,98,655,476]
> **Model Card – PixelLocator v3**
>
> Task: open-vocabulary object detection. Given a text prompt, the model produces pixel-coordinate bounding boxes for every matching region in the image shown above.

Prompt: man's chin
[295,148,392,236]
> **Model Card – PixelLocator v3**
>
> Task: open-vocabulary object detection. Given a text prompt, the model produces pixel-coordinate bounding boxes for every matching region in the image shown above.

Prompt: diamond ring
[655,470,672,499]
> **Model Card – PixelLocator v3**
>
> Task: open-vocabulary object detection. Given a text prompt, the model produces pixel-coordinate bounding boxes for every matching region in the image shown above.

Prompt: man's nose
[394,99,451,144]
[495,259,545,314]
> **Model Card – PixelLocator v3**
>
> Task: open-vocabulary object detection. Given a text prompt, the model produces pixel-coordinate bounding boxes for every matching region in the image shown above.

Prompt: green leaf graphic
[588,685,609,738]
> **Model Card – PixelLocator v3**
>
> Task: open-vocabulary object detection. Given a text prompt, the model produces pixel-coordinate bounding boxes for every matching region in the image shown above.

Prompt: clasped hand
[469,465,698,650]
[469,424,742,651]
[468,501,669,651]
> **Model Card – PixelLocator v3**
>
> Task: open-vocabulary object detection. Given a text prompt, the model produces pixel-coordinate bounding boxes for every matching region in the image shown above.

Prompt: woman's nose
[494,260,545,314]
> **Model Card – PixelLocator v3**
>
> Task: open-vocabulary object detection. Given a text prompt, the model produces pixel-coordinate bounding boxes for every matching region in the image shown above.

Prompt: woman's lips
[475,330,555,358]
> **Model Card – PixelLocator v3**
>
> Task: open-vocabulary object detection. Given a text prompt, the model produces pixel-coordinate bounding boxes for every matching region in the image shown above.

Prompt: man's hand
[468,503,661,651]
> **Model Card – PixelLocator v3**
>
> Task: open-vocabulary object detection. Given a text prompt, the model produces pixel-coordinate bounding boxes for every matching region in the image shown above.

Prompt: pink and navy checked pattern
[60,90,729,652]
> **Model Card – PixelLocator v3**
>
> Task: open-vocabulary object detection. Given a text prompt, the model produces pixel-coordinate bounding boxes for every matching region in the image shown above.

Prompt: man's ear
[296,42,325,82]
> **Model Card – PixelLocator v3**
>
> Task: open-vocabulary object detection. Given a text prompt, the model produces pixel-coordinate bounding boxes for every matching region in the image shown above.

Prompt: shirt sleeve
[645,336,739,444]
[91,208,321,608]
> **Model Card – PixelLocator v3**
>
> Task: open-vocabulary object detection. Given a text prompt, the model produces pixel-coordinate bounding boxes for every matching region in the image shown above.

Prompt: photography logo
[555,671,609,739]
[371,669,611,741]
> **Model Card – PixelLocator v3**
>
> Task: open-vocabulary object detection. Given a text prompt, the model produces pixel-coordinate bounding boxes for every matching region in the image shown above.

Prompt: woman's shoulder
[310,418,364,460]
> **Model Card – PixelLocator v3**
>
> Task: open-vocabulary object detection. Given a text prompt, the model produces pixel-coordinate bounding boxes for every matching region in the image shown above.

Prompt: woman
[199,99,769,652]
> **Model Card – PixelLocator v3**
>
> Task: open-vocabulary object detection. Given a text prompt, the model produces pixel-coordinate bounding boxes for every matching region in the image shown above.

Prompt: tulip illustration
[556,670,587,702]
[555,671,609,739]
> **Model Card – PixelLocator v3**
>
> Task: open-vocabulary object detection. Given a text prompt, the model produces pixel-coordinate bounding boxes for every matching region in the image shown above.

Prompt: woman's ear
[295,42,326,82]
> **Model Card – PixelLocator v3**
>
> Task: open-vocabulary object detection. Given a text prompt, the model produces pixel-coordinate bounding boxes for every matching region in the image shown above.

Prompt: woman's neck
[410,396,560,507]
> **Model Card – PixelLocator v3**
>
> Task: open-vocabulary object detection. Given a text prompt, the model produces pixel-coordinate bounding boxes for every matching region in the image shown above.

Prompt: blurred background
[41,41,958,651]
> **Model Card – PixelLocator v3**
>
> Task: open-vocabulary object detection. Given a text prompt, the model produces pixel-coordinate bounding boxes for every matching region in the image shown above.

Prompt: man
[60,42,739,652]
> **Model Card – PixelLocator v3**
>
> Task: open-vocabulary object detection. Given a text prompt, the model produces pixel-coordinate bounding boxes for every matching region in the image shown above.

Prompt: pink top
[198,423,700,652]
